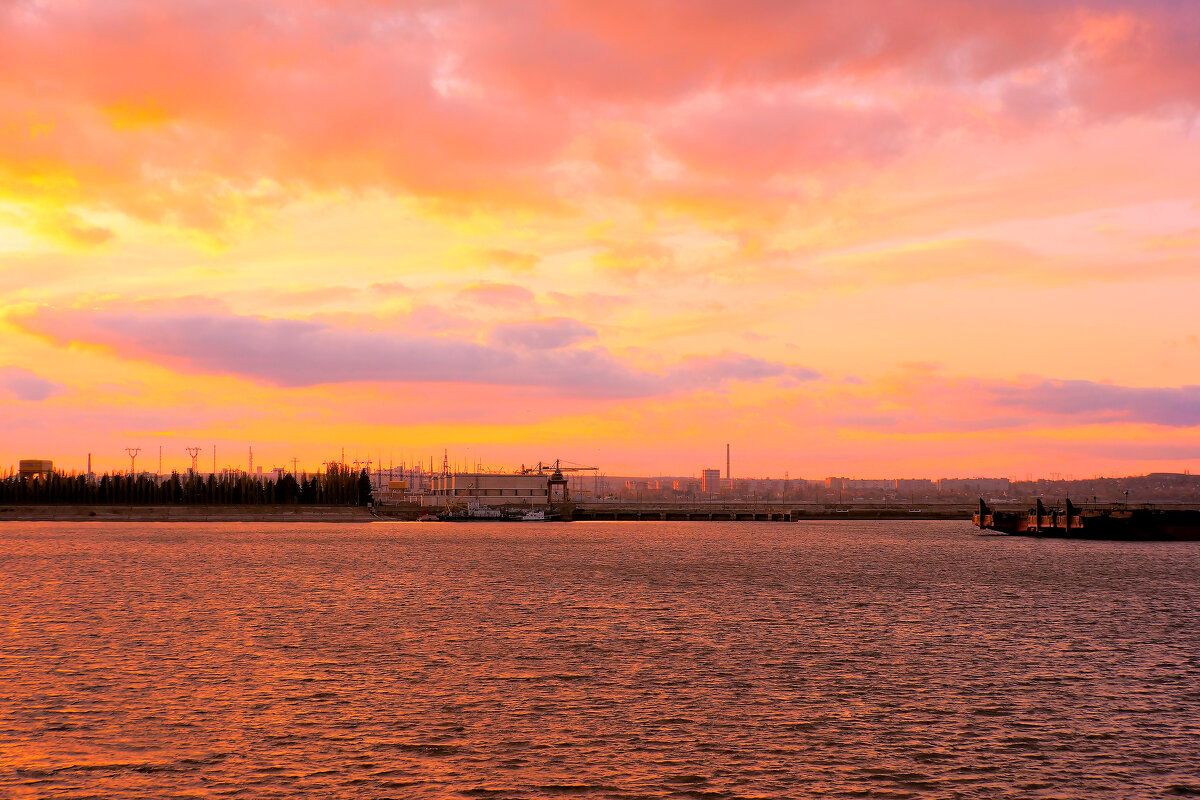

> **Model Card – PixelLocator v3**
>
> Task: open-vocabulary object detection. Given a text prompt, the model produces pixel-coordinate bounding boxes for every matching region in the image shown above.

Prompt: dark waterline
[1,520,1198,798]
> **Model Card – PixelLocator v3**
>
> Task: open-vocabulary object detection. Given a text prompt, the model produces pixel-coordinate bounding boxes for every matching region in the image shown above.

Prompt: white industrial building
[420,472,559,507]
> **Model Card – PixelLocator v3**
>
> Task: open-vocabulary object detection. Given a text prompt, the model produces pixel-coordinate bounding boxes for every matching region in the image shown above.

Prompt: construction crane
[515,459,598,504]
[519,459,599,475]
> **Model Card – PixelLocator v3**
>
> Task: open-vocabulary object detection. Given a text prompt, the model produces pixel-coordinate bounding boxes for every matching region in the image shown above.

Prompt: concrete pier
[569,502,973,522]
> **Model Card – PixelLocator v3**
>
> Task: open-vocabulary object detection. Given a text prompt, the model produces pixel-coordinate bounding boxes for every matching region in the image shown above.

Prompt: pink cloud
[489,318,597,350]
[984,379,1200,427]
[827,373,1200,433]
[368,281,412,296]
[545,291,629,313]
[0,366,64,401]
[3,0,1199,239]
[460,1,1065,102]
[10,304,820,397]
[1069,6,1200,117]
[456,282,536,307]
[662,97,911,178]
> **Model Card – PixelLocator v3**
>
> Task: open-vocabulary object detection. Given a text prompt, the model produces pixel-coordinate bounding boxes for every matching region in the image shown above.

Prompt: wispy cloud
[456,282,536,308]
[10,304,820,397]
[489,318,597,350]
[0,366,64,401]
[985,379,1200,427]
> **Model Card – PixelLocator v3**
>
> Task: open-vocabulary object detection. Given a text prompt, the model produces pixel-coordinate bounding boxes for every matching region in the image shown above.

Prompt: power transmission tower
[125,447,141,475]
[186,447,201,473]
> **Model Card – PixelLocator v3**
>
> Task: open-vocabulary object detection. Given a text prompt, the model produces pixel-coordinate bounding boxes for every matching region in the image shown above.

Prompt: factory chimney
[726,444,730,481]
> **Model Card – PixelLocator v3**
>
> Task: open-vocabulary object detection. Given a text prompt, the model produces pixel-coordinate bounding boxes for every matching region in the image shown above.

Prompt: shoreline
[0,503,974,523]
[0,505,376,522]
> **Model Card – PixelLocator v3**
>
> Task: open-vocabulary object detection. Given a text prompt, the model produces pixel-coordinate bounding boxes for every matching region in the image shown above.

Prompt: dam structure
[568,500,976,522]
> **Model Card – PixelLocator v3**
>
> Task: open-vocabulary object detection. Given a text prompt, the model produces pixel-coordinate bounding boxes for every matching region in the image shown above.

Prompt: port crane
[519,459,599,476]
[520,459,602,502]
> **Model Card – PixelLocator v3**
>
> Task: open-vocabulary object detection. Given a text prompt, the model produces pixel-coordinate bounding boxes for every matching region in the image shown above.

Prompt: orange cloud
[2,0,1197,244]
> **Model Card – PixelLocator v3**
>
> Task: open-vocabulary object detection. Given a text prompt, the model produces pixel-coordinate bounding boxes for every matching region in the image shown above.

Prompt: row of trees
[0,464,373,506]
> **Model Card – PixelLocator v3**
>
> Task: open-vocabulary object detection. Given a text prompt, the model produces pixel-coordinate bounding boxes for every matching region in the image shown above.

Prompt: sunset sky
[2,0,1199,478]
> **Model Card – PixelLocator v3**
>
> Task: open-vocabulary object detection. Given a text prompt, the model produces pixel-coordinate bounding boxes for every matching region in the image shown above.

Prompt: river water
[1,520,1198,798]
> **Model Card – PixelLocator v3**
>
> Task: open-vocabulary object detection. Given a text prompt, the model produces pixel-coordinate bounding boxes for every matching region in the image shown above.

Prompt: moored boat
[974,498,1200,541]
[438,502,557,521]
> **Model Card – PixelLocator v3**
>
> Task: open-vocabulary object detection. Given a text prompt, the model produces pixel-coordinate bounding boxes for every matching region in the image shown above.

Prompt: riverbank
[1,504,976,523]
[0,505,375,522]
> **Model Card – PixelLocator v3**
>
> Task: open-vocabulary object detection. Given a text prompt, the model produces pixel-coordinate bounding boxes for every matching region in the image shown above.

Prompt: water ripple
[1,520,1198,798]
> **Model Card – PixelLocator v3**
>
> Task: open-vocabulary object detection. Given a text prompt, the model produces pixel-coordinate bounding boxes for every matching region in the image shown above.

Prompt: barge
[439,502,557,521]
[975,498,1200,540]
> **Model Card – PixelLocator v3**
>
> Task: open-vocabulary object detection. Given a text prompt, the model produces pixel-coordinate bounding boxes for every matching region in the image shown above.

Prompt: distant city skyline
[2,2,1199,476]
[4,444,1194,486]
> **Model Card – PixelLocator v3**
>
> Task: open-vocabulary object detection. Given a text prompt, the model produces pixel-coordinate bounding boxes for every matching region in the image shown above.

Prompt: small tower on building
[548,461,569,504]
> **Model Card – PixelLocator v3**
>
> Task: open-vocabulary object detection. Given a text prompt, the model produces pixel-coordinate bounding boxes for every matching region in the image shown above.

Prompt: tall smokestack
[726,444,730,480]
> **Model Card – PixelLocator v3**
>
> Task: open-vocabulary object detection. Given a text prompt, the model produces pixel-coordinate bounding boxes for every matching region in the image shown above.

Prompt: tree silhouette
[357,469,372,506]
[0,467,375,507]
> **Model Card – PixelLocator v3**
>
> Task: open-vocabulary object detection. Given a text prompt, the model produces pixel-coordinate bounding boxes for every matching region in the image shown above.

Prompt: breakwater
[2,502,975,523]
[570,501,974,521]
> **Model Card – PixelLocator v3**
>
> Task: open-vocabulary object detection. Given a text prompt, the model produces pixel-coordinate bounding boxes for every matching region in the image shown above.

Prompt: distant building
[424,473,551,507]
[378,480,408,504]
[895,478,935,491]
[702,468,722,494]
[18,459,53,481]
[825,477,892,490]
[938,477,1011,494]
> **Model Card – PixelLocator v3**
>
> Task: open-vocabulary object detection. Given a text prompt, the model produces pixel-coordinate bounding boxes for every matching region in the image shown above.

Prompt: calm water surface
[1,521,1198,798]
